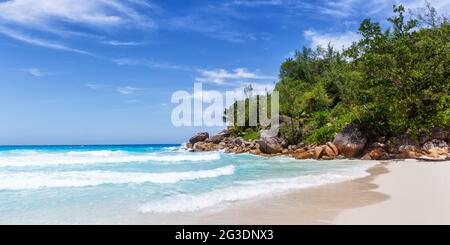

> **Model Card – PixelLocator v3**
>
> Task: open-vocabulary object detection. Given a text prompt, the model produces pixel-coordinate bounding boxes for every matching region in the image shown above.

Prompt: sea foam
[0,150,221,167]
[139,168,371,213]
[0,165,235,190]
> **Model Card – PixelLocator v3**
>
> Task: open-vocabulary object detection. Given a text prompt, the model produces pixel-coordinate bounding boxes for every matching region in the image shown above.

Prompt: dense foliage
[227,4,449,144]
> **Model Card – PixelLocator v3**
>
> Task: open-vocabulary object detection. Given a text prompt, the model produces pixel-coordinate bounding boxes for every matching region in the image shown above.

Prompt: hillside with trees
[225,4,449,146]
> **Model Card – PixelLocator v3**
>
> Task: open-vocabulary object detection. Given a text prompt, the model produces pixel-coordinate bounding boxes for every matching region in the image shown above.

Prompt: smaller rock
[423,139,448,158]
[250,149,261,155]
[288,145,297,151]
[361,153,372,160]
[234,137,244,146]
[326,142,339,155]
[371,142,385,149]
[293,151,314,160]
[395,150,418,159]
[398,144,417,153]
[322,145,335,158]
[313,146,325,159]
[364,148,389,160]
[321,155,335,160]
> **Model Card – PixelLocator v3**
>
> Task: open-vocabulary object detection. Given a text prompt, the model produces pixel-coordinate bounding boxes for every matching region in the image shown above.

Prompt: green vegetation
[226,4,449,144]
[242,129,261,141]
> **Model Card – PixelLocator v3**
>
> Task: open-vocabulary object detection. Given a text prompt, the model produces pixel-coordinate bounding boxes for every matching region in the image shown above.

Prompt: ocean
[0,144,375,224]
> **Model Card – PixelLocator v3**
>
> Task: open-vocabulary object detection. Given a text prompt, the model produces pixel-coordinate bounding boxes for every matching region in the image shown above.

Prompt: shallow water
[0,144,375,224]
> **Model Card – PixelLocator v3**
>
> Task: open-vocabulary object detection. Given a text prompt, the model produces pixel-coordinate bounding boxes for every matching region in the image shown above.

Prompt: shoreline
[136,159,450,225]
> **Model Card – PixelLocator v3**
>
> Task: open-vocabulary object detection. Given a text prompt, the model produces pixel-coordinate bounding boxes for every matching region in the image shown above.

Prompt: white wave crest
[139,170,370,213]
[0,150,221,167]
[0,165,235,190]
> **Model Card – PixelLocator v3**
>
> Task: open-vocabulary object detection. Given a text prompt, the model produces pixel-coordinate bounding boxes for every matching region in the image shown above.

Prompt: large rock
[432,127,447,140]
[210,134,226,144]
[423,139,448,157]
[189,132,209,144]
[332,124,367,158]
[257,137,283,154]
[260,129,277,139]
[279,115,293,125]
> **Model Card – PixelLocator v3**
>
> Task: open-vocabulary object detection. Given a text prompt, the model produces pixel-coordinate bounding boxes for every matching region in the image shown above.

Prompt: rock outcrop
[193,141,223,152]
[185,124,449,161]
[189,132,209,144]
[422,139,448,158]
[332,124,367,158]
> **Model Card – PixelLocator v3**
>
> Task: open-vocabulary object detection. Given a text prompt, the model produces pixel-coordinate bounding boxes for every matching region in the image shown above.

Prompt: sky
[0,0,449,145]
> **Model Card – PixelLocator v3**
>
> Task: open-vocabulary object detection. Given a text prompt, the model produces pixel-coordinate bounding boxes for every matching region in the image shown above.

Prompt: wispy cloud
[117,86,144,95]
[100,40,145,46]
[304,29,360,50]
[112,58,187,70]
[0,26,92,55]
[228,0,284,7]
[196,68,276,85]
[0,0,154,53]
[84,83,106,91]
[0,0,155,29]
[22,67,46,77]
[402,0,450,15]
[166,15,263,43]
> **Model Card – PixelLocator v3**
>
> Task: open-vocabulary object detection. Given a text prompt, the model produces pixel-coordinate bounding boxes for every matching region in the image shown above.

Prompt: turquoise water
[0,144,374,224]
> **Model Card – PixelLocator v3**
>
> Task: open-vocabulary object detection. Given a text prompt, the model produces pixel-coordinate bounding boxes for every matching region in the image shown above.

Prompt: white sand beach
[334,161,450,224]
[138,160,450,225]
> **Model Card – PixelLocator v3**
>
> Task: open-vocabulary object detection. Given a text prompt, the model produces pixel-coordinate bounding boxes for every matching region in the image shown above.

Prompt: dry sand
[334,160,450,224]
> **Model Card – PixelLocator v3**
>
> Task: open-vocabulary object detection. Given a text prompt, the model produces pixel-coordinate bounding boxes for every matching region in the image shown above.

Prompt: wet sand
[136,164,389,224]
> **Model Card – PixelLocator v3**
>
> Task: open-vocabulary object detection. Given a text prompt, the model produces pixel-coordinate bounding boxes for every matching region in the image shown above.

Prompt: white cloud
[100,40,145,46]
[196,68,276,85]
[23,67,45,77]
[0,0,154,29]
[0,26,92,55]
[229,0,284,7]
[0,0,154,52]
[402,0,450,15]
[117,86,144,95]
[84,83,106,90]
[304,29,360,50]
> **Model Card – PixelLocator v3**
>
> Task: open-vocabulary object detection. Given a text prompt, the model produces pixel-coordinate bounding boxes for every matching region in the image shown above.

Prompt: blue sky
[0,0,448,145]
